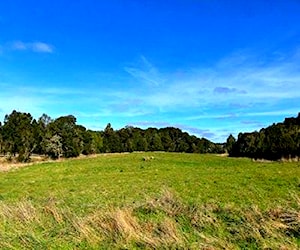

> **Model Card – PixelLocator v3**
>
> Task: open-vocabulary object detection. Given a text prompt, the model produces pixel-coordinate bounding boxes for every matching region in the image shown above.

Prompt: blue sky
[0,1,300,142]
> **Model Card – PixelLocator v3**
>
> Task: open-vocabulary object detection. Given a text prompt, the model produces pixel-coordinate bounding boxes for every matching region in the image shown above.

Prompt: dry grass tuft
[157,217,182,243]
[0,190,299,249]
[71,217,101,245]
[43,199,64,224]
[0,201,38,224]
[143,188,185,217]
[85,205,183,248]
[189,203,221,231]
[268,207,300,237]
[113,208,141,238]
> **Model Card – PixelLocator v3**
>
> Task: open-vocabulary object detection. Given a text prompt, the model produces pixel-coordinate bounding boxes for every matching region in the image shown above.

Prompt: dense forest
[226,113,300,160]
[0,110,224,162]
[2,110,299,163]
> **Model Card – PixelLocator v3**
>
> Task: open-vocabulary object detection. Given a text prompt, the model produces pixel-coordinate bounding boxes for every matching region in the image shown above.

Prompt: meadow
[0,152,299,249]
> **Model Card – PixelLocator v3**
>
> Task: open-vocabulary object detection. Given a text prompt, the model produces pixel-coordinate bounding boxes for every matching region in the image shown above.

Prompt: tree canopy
[3,110,298,162]
[227,113,300,160]
[0,110,224,162]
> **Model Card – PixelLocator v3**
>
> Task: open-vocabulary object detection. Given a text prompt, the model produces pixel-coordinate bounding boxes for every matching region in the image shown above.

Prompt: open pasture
[0,153,299,249]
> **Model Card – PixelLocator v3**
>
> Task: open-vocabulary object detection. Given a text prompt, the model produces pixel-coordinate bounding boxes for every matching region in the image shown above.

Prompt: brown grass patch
[0,190,299,249]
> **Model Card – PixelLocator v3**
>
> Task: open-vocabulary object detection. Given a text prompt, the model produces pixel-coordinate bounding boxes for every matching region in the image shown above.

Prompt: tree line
[0,110,224,162]
[226,113,300,160]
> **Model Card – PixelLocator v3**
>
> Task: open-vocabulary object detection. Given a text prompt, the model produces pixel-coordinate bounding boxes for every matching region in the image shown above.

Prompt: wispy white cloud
[0,94,49,121]
[242,109,300,118]
[184,108,299,121]
[11,41,27,50]
[127,50,300,111]
[31,42,53,53]
[120,50,300,141]
[1,49,299,142]
[10,41,54,53]
[124,55,164,86]
[74,50,300,141]
[128,121,171,127]
[0,83,89,123]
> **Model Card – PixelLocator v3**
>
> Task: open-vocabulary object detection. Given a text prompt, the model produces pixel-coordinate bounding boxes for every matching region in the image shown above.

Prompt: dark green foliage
[228,112,300,160]
[1,110,298,162]
[103,123,122,153]
[48,115,83,158]
[1,110,36,162]
[99,123,222,154]
[0,110,224,161]
[150,132,164,151]
[226,134,236,155]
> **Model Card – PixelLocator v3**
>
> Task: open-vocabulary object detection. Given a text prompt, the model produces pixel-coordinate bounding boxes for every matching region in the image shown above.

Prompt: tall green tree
[226,134,236,155]
[48,115,83,157]
[1,110,35,161]
[103,123,122,153]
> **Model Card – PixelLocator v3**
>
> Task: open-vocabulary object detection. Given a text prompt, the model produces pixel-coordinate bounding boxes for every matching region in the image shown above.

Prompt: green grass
[0,152,299,249]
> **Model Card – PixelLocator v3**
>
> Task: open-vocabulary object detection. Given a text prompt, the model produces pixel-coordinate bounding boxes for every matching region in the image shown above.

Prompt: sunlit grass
[0,152,299,248]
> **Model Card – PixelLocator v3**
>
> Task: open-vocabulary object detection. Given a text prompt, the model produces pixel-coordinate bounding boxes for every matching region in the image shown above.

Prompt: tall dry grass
[0,190,299,249]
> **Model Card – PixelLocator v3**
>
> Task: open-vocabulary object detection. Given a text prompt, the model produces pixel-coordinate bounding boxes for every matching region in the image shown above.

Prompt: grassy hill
[0,153,299,249]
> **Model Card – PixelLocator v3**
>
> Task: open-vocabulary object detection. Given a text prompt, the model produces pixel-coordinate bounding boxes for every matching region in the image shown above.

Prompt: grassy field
[0,152,299,249]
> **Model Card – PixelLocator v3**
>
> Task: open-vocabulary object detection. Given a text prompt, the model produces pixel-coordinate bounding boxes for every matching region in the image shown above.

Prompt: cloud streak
[214,87,247,94]
[11,41,54,53]
[124,56,164,86]
[120,51,300,141]
[70,51,300,141]
[129,51,300,111]
[1,49,299,142]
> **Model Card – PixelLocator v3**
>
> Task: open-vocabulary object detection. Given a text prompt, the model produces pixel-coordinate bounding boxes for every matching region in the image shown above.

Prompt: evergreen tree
[226,134,236,155]
[1,110,35,161]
